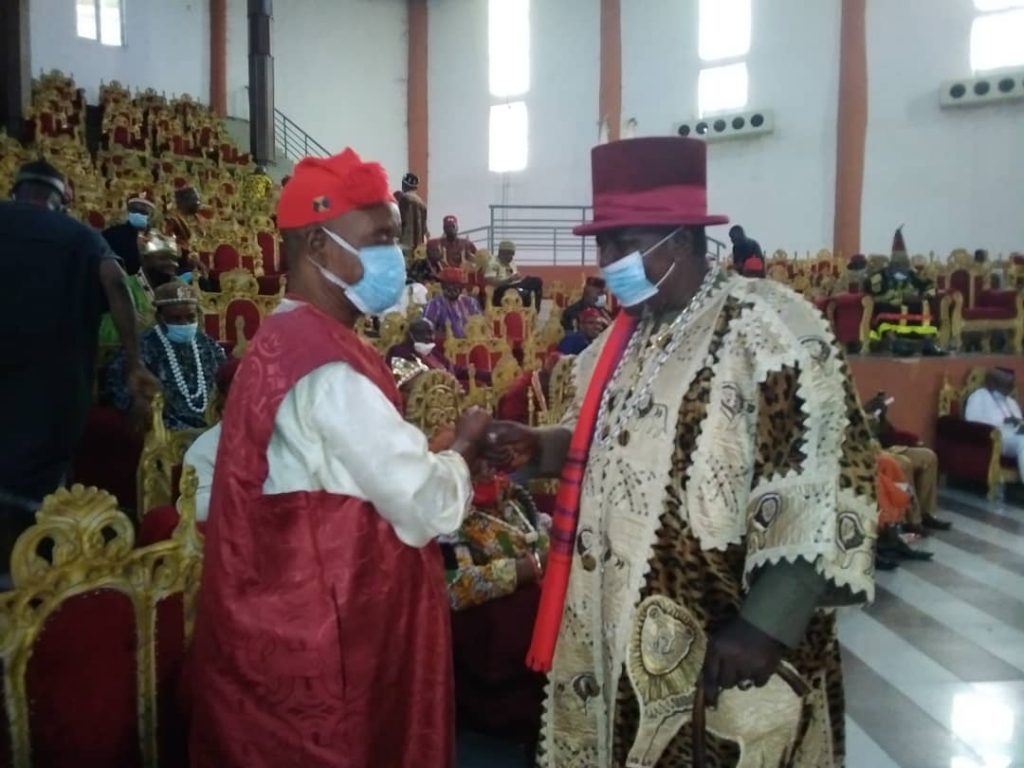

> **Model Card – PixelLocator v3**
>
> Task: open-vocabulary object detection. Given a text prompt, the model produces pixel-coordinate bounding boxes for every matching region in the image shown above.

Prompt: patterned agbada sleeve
[739,287,878,606]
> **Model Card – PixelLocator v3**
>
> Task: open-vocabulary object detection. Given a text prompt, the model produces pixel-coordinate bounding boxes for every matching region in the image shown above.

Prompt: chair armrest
[936,415,998,445]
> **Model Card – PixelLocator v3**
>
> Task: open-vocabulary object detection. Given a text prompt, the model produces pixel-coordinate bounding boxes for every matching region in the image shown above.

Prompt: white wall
[862,0,1024,257]
[623,0,841,256]
[428,0,599,235]
[30,0,210,104]
[271,0,409,184]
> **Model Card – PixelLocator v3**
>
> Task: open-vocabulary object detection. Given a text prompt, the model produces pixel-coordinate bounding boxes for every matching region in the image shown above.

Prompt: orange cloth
[876,452,911,526]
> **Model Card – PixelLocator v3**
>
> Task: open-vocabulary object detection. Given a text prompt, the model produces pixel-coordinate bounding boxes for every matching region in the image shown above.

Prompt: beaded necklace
[155,326,209,414]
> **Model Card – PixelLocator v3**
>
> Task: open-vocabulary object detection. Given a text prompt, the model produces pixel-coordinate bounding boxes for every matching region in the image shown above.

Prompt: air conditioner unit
[674,109,774,143]
[940,69,1024,108]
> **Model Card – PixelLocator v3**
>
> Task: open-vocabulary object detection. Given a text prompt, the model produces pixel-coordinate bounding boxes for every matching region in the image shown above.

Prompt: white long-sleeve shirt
[181,363,472,546]
[964,387,1023,441]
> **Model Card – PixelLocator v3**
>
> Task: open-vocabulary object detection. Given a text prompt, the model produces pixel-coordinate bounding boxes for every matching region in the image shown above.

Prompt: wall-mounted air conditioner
[940,68,1024,108]
[674,109,774,143]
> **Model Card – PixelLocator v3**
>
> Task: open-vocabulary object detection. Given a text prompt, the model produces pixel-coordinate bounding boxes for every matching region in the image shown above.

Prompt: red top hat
[574,137,729,236]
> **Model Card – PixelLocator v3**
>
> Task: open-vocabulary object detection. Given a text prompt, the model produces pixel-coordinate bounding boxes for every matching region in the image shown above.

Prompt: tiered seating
[761,248,1022,354]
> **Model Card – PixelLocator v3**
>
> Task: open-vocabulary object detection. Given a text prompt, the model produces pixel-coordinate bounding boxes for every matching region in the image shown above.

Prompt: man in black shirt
[101,192,157,275]
[0,161,157,578]
[561,276,610,331]
[729,224,763,272]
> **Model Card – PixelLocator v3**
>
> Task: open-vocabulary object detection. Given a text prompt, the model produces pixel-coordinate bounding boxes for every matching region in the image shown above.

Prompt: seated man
[866,227,942,354]
[101,192,156,275]
[424,267,483,339]
[557,307,607,355]
[440,470,549,750]
[864,392,951,533]
[486,240,543,310]
[427,214,477,269]
[728,224,763,271]
[965,367,1024,478]
[164,184,209,278]
[107,281,226,430]
[98,231,181,346]
[561,276,609,331]
[387,318,457,374]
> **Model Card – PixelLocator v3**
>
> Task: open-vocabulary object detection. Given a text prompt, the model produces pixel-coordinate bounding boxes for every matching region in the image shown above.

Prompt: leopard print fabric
[607,297,875,768]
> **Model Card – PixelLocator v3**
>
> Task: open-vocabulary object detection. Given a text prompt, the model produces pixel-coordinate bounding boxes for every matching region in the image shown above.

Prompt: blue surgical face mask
[127,211,149,229]
[600,229,680,308]
[313,228,407,315]
[164,322,198,344]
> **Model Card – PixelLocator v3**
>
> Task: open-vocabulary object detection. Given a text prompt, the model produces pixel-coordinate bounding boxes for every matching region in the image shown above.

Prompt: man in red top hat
[188,148,491,768]
[484,137,876,766]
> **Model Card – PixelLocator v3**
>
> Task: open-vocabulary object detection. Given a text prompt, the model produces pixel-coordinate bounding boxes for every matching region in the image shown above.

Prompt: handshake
[428,407,541,472]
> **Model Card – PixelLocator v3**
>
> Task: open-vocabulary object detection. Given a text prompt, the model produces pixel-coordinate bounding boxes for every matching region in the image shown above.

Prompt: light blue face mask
[127,211,149,229]
[313,228,407,315]
[600,229,680,308]
[164,322,198,344]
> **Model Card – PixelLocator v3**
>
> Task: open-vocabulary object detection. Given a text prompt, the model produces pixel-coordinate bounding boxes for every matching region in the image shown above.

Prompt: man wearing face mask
[867,226,942,355]
[106,280,225,430]
[387,317,456,374]
[484,137,877,767]
[189,149,490,768]
[101,192,156,275]
[561,275,610,331]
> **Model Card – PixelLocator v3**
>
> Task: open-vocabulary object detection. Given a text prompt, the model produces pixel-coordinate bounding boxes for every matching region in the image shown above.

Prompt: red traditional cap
[574,137,729,236]
[276,148,394,229]
[443,215,458,227]
[439,267,465,284]
[580,308,604,322]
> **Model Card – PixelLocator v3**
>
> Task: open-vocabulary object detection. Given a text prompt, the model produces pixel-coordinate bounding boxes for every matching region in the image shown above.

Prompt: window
[697,0,750,116]
[488,0,530,173]
[489,0,530,98]
[76,0,124,47]
[971,4,1024,72]
[489,102,528,173]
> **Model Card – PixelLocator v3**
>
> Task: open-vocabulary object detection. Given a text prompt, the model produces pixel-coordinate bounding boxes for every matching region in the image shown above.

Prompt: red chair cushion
[73,407,142,511]
[962,307,1014,321]
[25,591,141,767]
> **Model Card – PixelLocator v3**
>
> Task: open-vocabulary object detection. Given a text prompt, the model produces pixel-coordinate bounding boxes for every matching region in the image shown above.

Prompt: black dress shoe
[879,536,934,561]
[923,515,952,531]
[876,555,900,571]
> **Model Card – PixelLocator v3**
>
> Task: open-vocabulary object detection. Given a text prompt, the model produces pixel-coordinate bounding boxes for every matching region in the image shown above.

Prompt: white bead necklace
[155,326,209,414]
[594,267,723,449]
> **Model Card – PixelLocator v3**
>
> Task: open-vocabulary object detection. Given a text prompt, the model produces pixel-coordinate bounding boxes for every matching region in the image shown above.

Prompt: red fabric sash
[526,312,638,672]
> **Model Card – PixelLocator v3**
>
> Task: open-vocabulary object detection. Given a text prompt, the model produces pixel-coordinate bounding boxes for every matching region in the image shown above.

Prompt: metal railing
[274,107,329,162]
[461,205,728,266]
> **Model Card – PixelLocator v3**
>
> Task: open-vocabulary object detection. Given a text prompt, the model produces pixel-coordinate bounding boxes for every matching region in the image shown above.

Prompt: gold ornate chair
[198,267,280,346]
[137,393,210,518]
[0,480,202,767]
[401,369,464,435]
[944,251,1023,353]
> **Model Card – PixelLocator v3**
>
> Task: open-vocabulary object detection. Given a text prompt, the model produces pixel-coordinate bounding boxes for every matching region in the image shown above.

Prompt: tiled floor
[458,489,1024,767]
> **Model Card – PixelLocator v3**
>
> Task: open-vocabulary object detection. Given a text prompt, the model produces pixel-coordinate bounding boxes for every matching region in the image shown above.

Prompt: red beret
[439,267,465,284]
[276,148,394,229]
[580,308,604,322]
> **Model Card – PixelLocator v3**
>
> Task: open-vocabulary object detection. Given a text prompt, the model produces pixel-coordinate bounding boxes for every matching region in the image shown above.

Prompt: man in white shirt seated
[486,240,543,309]
[964,367,1024,477]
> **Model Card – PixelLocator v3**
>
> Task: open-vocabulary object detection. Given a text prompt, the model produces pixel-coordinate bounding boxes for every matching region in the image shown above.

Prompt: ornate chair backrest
[0,483,202,768]
[137,392,208,518]
[379,312,409,352]
[491,352,523,398]
[402,369,464,435]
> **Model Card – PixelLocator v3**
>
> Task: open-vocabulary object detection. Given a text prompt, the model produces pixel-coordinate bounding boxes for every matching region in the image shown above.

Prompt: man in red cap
[189,148,491,768]
[427,213,477,269]
[556,307,608,355]
[484,137,876,766]
[424,266,484,338]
